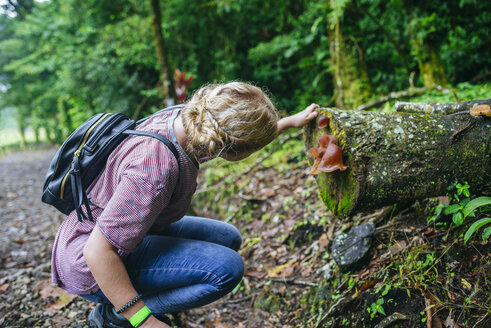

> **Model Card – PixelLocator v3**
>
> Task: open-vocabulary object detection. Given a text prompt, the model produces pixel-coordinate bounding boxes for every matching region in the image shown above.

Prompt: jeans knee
[228,225,242,251]
[215,251,244,293]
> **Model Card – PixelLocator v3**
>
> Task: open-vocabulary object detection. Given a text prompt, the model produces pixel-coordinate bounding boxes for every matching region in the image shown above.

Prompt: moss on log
[304,108,491,217]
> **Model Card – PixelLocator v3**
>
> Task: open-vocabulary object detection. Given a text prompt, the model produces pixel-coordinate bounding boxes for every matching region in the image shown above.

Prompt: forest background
[0,1,490,327]
[0,0,490,147]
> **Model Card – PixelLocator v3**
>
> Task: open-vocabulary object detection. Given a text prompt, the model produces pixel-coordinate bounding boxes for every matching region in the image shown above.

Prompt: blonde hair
[181,82,279,157]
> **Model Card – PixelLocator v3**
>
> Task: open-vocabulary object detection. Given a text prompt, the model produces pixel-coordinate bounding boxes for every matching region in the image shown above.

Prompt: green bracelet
[129,305,151,327]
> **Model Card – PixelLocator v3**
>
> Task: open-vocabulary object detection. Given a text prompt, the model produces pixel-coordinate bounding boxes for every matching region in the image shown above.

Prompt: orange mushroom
[470,104,491,117]
[309,135,348,175]
[318,116,330,128]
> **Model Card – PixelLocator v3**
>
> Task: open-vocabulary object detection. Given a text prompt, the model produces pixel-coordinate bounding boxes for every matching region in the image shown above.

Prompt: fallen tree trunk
[395,99,491,115]
[304,108,491,217]
[354,85,456,111]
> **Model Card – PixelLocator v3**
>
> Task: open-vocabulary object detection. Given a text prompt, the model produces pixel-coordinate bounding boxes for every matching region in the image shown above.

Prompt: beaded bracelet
[116,294,142,314]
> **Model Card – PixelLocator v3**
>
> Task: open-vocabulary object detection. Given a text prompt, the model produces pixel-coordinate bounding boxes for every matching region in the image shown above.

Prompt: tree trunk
[327,0,371,108]
[416,42,448,87]
[407,17,448,87]
[149,0,176,102]
[304,107,491,217]
[395,99,491,115]
[15,107,27,147]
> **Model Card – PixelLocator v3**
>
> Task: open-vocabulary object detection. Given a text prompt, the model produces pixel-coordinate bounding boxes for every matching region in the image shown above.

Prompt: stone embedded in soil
[331,223,375,271]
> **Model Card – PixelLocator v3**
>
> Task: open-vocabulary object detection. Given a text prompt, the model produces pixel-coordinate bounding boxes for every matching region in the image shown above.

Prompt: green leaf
[445,204,461,215]
[435,204,444,217]
[452,212,464,226]
[482,227,491,241]
[462,197,491,217]
[464,218,491,243]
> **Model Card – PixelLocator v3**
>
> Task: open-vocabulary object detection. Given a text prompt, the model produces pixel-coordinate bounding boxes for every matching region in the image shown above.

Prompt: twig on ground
[315,290,350,327]
[223,295,253,304]
[472,312,489,328]
[269,277,318,287]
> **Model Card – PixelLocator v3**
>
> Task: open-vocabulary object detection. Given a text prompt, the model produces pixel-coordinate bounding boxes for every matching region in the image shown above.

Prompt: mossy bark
[304,108,491,217]
[411,37,448,87]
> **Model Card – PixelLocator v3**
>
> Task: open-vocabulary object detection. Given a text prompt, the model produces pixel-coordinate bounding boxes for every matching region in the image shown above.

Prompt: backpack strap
[122,130,181,171]
[71,156,95,222]
[136,104,184,125]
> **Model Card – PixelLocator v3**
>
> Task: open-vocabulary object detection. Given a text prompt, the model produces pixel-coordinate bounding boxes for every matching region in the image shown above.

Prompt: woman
[51,82,319,327]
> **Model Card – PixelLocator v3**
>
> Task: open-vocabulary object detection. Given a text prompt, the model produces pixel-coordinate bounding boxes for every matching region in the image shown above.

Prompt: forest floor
[0,143,489,328]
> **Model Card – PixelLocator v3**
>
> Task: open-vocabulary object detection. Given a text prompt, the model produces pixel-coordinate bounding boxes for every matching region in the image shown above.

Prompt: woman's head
[181,82,279,160]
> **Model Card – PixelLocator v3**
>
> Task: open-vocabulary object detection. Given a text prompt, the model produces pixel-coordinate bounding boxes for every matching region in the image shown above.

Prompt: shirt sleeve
[96,140,179,253]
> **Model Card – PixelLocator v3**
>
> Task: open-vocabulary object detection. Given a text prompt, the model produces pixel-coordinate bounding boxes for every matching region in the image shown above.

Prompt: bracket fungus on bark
[470,104,491,117]
[318,116,330,128]
[309,135,348,175]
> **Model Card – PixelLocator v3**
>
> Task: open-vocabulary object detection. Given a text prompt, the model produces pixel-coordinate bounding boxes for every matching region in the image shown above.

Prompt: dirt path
[0,148,94,327]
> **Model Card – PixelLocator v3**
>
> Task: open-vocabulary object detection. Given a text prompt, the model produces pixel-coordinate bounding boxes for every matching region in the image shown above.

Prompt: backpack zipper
[84,113,126,152]
[60,113,112,199]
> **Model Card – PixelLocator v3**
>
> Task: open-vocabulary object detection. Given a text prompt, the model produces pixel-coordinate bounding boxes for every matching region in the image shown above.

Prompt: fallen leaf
[52,316,72,328]
[45,294,77,312]
[33,278,77,312]
[444,312,460,328]
[261,188,276,198]
[267,259,298,278]
[0,283,9,294]
[209,310,229,328]
[382,240,409,258]
[300,265,312,277]
[318,233,329,252]
[244,270,266,279]
[460,278,472,290]
[360,279,377,291]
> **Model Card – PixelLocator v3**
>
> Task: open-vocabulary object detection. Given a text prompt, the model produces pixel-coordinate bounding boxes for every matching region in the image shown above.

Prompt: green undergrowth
[409,82,491,104]
[373,82,491,112]
[198,130,305,186]
[190,130,306,219]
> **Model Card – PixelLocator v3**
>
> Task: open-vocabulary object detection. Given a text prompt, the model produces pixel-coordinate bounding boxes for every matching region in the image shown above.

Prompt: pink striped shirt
[51,107,199,295]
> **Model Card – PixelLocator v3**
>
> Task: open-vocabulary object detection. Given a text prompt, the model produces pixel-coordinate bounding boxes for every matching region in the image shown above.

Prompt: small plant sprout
[368,298,386,319]
[456,182,470,198]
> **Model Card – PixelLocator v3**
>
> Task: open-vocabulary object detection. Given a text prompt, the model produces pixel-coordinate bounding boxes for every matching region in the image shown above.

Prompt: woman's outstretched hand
[277,103,319,134]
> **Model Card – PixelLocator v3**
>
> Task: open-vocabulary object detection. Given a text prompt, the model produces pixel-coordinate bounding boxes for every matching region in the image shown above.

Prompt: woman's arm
[83,226,170,328]
[277,103,319,135]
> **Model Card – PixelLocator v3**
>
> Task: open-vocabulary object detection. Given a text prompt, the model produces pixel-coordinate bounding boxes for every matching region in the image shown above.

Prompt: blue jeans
[79,216,244,314]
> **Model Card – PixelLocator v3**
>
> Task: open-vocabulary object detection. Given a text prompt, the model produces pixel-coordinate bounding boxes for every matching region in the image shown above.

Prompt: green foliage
[1,0,490,144]
[464,218,491,243]
[429,181,491,243]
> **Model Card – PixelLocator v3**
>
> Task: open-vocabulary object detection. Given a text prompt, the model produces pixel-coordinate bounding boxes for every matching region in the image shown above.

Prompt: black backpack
[41,106,181,222]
